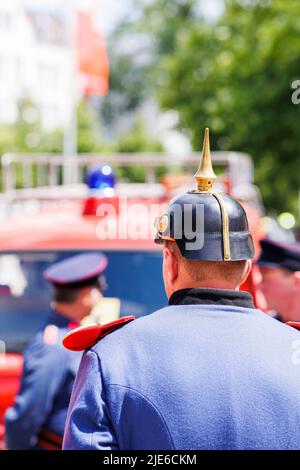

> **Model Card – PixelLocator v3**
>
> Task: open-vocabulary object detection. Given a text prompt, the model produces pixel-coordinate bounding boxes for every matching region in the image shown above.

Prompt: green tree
[116,118,164,182]
[0,93,165,189]
[77,98,102,153]
[116,118,162,153]
[1,97,64,154]
[0,126,15,156]
[144,0,300,217]
[14,97,43,152]
[100,19,152,130]
[140,0,196,56]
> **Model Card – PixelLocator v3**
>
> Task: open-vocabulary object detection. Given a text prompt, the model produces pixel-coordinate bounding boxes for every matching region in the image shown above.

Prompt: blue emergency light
[86,164,116,196]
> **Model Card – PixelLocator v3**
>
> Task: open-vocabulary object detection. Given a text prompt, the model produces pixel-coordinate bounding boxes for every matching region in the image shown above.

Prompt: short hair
[182,258,248,286]
[165,240,248,287]
[53,286,82,304]
[52,275,106,304]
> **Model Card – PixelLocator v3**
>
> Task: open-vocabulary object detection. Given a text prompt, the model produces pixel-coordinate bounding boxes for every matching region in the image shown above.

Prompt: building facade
[0,0,72,131]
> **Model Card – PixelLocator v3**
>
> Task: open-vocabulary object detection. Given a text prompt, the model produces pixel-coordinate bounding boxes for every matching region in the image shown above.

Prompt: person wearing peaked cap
[5,252,108,450]
[256,238,300,323]
[63,129,300,451]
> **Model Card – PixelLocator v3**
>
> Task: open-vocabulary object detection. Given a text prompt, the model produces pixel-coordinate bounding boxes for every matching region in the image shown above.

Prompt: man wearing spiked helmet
[63,129,300,450]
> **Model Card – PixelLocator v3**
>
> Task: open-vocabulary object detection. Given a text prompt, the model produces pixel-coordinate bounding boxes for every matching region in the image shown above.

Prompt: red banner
[76,11,109,96]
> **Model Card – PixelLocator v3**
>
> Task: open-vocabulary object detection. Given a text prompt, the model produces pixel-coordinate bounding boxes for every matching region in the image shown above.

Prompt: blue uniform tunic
[63,289,300,450]
[5,311,82,450]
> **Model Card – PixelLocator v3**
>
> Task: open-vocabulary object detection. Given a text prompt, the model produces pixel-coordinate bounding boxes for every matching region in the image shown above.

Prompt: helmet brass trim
[212,193,231,261]
[194,128,216,192]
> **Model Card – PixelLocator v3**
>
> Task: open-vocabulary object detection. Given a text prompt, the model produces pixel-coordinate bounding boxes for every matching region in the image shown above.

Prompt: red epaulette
[286,321,300,332]
[62,316,135,351]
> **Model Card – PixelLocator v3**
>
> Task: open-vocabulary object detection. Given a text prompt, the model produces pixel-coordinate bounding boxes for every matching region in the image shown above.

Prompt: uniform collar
[47,310,70,328]
[169,288,255,309]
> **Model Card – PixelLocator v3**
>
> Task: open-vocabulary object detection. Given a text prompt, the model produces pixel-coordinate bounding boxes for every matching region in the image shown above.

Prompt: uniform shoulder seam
[106,383,175,449]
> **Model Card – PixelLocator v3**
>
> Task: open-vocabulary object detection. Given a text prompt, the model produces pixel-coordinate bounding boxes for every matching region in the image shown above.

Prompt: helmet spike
[194,128,216,192]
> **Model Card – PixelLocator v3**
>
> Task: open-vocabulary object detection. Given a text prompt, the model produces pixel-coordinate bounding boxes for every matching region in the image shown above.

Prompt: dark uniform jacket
[5,311,81,450]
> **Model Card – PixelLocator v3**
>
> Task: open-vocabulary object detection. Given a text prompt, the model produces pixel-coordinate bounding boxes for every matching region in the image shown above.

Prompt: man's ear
[81,286,92,306]
[164,244,178,284]
[240,259,252,285]
[293,271,300,286]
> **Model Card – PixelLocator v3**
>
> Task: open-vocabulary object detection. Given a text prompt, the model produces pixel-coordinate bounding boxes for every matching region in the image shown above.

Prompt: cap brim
[44,253,108,285]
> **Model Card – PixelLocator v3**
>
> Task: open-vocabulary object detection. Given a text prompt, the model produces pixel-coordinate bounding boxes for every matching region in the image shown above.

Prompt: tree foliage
[0,97,163,189]
[144,0,300,216]
[101,20,152,129]
[0,98,64,155]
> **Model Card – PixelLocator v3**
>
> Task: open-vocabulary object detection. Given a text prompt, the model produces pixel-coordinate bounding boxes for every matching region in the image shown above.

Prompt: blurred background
[0,0,299,233]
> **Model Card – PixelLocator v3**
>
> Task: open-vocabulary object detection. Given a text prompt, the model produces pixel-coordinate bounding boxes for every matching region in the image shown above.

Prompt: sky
[21,0,224,36]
